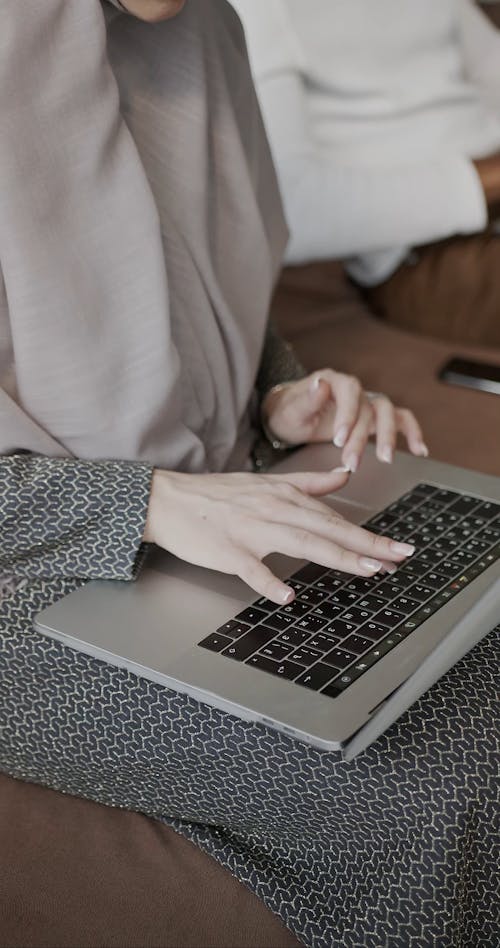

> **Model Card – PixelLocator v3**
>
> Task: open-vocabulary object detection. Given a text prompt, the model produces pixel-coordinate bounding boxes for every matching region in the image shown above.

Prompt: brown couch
[2,5,500,942]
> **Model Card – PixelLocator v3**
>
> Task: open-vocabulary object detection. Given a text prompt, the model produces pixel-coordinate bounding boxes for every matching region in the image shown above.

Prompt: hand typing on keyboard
[199,485,500,699]
[144,468,415,604]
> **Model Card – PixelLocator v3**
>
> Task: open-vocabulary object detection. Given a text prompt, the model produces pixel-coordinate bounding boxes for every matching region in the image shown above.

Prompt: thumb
[277,468,350,497]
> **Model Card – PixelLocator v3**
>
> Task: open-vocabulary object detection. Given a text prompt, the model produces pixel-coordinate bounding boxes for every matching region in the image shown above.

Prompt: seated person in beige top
[1,4,496,948]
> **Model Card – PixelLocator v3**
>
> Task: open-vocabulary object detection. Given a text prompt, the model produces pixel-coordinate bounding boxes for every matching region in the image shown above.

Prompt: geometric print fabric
[0,455,499,947]
[2,577,498,948]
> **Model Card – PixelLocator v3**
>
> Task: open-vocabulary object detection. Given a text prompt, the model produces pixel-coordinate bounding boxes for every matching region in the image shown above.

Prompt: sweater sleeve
[0,455,152,582]
[459,0,500,109]
[232,0,487,265]
[252,70,487,266]
[255,321,306,401]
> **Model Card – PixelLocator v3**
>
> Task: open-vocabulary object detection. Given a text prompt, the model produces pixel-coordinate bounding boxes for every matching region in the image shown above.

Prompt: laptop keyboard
[198,484,500,699]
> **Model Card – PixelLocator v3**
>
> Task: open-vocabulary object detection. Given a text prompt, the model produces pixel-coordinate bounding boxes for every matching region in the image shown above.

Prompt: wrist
[144,469,175,544]
[260,382,296,451]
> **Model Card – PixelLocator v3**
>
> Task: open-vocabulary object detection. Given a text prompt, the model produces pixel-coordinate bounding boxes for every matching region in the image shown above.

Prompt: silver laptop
[35,444,500,760]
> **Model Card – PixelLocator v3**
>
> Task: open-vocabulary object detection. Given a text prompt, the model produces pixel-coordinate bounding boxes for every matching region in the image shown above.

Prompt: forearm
[258,74,487,263]
[0,455,152,581]
[281,148,487,263]
[252,323,307,469]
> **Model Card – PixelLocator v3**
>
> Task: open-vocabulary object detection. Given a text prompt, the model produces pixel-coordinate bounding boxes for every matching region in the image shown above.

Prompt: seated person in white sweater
[231,0,500,347]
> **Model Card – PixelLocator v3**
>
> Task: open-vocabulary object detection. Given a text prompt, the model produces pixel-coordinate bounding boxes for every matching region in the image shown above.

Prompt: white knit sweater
[231,0,500,284]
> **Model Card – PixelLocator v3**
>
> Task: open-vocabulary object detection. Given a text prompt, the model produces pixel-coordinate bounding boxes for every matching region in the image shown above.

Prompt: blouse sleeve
[0,455,152,582]
[252,322,307,471]
[255,321,306,401]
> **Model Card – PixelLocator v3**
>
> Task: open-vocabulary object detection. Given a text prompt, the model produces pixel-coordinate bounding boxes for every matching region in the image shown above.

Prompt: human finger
[372,395,398,464]
[340,401,374,472]
[235,551,296,605]
[258,521,388,578]
[261,499,415,564]
[311,370,363,448]
[271,468,351,498]
[396,408,429,457]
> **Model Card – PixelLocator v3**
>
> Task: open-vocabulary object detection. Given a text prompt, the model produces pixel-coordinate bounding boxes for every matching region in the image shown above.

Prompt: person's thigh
[365,233,500,348]
[2,578,499,947]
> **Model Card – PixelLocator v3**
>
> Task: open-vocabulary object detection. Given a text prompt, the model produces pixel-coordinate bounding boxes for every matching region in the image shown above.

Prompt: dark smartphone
[439,357,500,396]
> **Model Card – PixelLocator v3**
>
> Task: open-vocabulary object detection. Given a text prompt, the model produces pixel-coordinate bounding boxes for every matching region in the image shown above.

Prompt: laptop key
[419,571,450,589]
[235,606,268,626]
[323,619,356,638]
[476,525,500,544]
[409,483,439,498]
[431,561,462,580]
[433,489,460,505]
[343,577,381,595]
[216,620,250,638]
[357,595,388,612]
[291,563,328,584]
[259,641,294,661]
[276,628,312,648]
[281,600,313,619]
[359,621,390,641]
[374,579,407,599]
[325,663,367,691]
[328,590,360,608]
[287,581,306,595]
[341,608,372,625]
[447,495,481,517]
[391,595,420,615]
[294,614,329,633]
[314,575,345,593]
[307,632,342,651]
[373,608,405,629]
[254,597,278,612]
[341,634,375,655]
[323,647,357,669]
[463,538,491,555]
[296,662,338,691]
[474,501,500,520]
[222,625,276,661]
[246,655,305,680]
[297,587,330,606]
[311,603,344,622]
[290,646,323,665]
[450,549,478,566]
[406,582,435,602]
[264,611,296,631]
[199,633,233,653]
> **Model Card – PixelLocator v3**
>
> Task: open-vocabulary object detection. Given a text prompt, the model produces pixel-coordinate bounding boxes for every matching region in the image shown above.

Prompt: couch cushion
[272,263,500,477]
[0,774,301,948]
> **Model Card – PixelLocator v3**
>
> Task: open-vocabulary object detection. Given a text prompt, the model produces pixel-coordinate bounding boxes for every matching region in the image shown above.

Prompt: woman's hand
[262,370,428,472]
[144,468,415,604]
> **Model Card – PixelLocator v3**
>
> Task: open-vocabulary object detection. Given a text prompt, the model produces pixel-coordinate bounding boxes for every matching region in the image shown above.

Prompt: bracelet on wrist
[260,382,296,451]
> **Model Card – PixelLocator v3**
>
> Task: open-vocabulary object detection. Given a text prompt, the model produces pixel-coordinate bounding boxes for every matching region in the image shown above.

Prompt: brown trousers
[364,232,500,349]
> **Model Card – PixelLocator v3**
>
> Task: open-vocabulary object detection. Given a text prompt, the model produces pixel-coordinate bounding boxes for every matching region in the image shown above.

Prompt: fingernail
[360,558,383,572]
[310,376,322,394]
[382,563,398,575]
[281,586,294,604]
[418,443,429,458]
[333,425,348,448]
[380,445,393,464]
[344,453,359,473]
[390,542,415,556]
[332,465,351,474]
